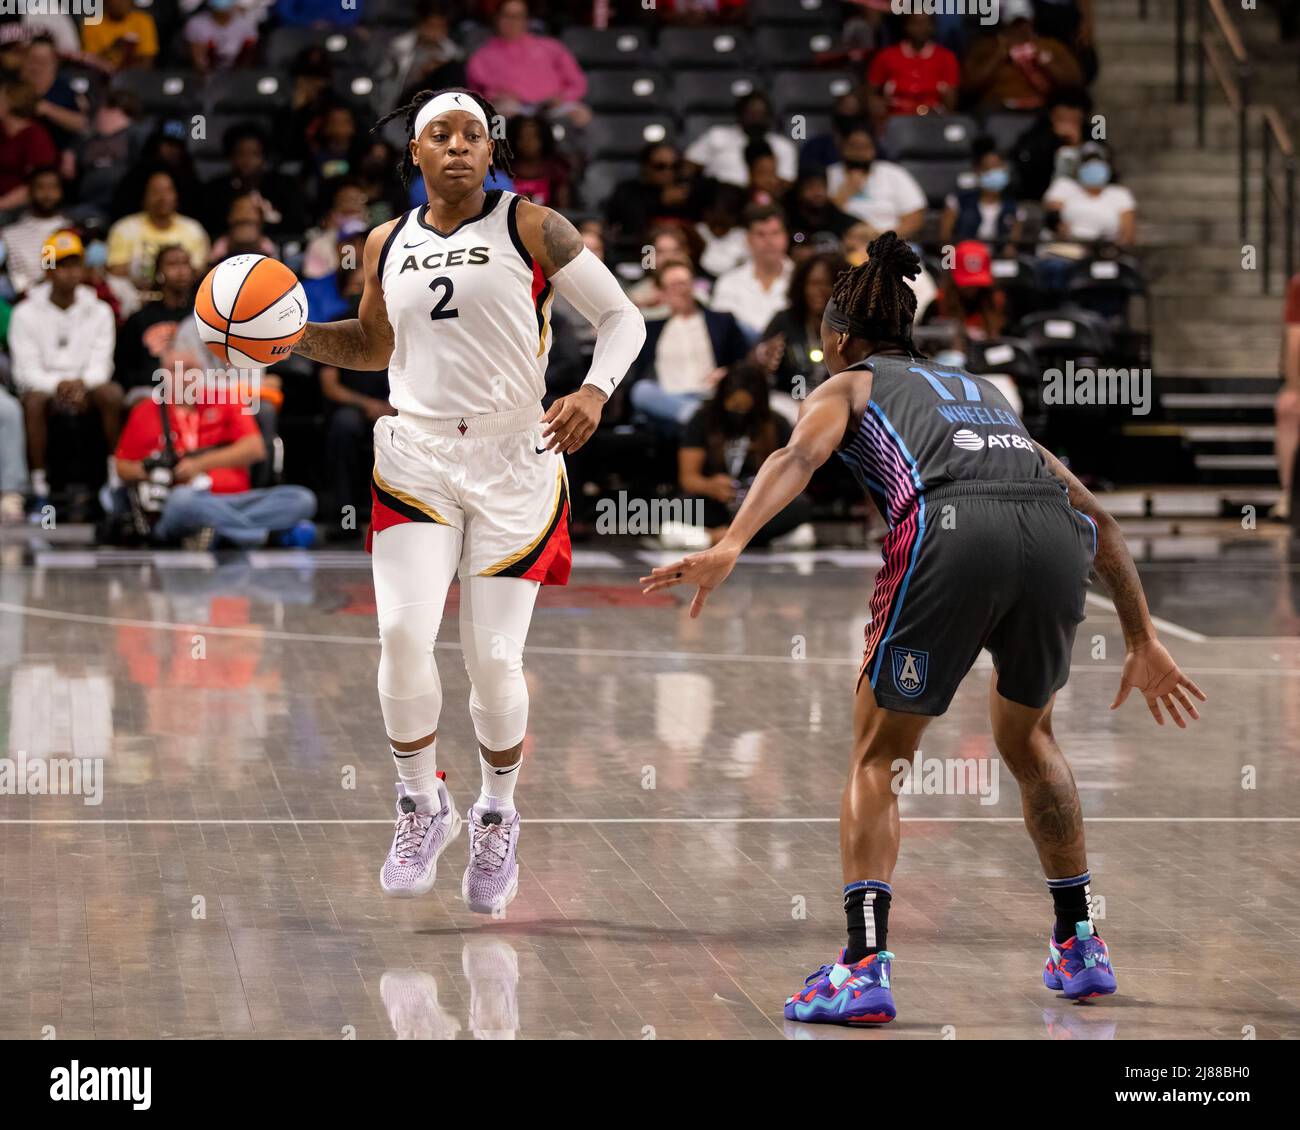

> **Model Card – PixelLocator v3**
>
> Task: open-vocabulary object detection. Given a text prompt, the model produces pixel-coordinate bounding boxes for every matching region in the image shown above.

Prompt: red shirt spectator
[115,398,259,493]
[867,15,959,118]
[0,79,57,200]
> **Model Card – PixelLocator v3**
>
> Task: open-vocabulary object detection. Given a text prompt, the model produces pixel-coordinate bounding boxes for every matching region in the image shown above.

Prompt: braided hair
[372,88,515,188]
[829,230,921,352]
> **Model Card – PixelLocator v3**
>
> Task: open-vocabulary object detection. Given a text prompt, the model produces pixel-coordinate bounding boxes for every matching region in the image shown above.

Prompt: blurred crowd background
[0,0,1166,548]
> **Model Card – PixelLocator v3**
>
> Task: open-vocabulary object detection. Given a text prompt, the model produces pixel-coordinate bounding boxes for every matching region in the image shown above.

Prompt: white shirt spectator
[710,258,794,339]
[1,209,72,295]
[185,11,259,70]
[827,160,927,230]
[655,311,716,395]
[1043,177,1137,242]
[696,222,751,278]
[685,125,798,188]
[8,282,116,395]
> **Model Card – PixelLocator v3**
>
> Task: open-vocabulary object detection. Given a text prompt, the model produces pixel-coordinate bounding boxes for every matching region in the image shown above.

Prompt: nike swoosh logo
[534,446,547,455]
[493,765,519,776]
[403,240,427,249]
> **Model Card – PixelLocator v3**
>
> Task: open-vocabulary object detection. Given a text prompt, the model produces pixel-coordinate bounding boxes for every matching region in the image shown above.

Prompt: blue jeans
[0,386,27,493]
[153,484,316,547]
[629,380,704,436]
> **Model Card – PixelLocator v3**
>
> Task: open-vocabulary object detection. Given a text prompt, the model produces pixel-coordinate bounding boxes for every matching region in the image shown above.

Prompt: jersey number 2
[428,277,459,321]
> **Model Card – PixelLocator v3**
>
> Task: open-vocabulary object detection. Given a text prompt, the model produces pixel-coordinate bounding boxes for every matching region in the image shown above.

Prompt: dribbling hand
[1111,638,1207,728]
[640,544,739,618]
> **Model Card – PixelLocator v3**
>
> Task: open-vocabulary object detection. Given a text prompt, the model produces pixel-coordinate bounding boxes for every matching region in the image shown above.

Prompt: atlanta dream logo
[890,647,929,698]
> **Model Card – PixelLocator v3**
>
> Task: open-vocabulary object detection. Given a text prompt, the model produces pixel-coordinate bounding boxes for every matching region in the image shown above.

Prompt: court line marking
[0,601,1287,673]
[1083,592,1208,643]
[0,818,1295,825]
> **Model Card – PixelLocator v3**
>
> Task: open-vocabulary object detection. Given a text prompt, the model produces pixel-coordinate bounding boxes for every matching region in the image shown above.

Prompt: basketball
[194,254,307,368]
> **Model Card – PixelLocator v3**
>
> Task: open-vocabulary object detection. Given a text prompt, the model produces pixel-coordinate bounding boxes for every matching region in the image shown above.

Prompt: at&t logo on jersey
[951,430,1035,453]
[890,647,928,698]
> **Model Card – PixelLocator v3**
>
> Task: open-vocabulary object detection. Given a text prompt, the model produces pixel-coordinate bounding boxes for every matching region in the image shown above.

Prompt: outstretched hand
[1111,638,1207,728]
[640,544,739,618]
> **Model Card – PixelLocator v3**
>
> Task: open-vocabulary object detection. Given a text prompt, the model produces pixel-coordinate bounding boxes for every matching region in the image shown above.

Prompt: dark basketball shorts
[860,479,1097,716]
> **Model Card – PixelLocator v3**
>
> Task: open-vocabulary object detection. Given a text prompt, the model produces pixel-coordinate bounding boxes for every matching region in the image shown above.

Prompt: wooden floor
[0,528,1297,1039]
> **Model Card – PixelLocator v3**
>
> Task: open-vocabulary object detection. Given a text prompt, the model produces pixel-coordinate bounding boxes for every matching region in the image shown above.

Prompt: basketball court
[2,514,1297,1040]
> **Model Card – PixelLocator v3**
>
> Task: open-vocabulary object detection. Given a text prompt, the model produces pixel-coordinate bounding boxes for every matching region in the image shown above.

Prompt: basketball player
[642,233,1206,1024]
[291,89,645,911]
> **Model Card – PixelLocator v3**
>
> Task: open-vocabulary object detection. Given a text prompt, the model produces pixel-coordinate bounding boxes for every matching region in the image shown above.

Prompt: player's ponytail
[827,230,921,353]
[372,88,515,187]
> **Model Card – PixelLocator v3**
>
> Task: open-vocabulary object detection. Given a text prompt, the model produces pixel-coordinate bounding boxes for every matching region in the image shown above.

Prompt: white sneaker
[379,778,462,897]
[769,522,816,550]
[657,519,711,550]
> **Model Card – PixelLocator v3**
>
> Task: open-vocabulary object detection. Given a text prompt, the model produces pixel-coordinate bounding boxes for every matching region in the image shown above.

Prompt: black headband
[823,297,892,341]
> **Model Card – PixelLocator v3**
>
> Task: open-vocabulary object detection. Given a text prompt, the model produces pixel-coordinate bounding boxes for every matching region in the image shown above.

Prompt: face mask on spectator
[979,167,1010,192]
[1078,159,1112,188]
[844,158,873,173]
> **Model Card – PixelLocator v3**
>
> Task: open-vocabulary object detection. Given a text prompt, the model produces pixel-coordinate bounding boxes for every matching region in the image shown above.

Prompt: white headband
[413,92,490,140]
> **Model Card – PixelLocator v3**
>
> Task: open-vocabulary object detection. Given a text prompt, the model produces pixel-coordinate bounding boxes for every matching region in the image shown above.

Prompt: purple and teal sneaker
[783,950,896,1025]
[462,806,520,914]
[1044,920,1116,999]
[379,775,462,897]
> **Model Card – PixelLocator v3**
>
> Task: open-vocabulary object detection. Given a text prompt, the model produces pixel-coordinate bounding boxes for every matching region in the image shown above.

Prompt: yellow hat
[43,229,84,263]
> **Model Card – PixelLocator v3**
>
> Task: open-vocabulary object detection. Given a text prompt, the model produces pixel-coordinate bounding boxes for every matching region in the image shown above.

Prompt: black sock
[843,881,892,963]
[1048,871,1091,943]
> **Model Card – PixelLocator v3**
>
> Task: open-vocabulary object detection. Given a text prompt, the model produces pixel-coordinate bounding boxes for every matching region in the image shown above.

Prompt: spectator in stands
[1043,140,1135,248]
[627,223,702,312]
[209,194,280,264]
[186,0,259,74]
[675,363,814,550]
[307,104,361,186]
[826,124,926,241]
[867,13,960,122]
[0,79,56,212]
[354,139,408,224]
[605,142,696,253]
[1035,0,1097,83]
[81,0,160,72]
[945,239,1008,339]
[0,384,26,522]
[1274,273,1300,521]
[302,179,370,280]
[696,181,749,280]
[1,166,69,296]
[761,251,847,416]
[203,122,305,240]
[842,221,938,321]
[963,1,1083,111]
[1012,88,1089,200]
[685,92,798,190]
[941,139,1024,252]
[710,204,794,342]
[112,119,205,221]
[71,91,146,223]
[113,347,317,548]
[466,0,591,127]
[507,115,572,208]
[114,245,195,400]
[10,230,120,506]
[21,36,87,152]
[276,48,335,164]
[785,172,856,252]
[744,140,789,208]
[274,0,362,27]
[381,0,465,108]
[628,258,750,436]
[303,231,366,323]
[800,93,868,177]
[318,238,390,535]
[107,169,210,293]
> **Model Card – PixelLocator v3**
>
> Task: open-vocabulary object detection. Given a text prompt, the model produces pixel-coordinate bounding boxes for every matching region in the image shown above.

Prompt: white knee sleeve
[373,523,460,743]
[460,576,540,751]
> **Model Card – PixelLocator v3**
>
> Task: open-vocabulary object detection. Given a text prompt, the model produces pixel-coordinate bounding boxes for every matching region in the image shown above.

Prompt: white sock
[393,742,440,799]
[476,750,520,814]
[106,455,121,489]
[31,469,48,497]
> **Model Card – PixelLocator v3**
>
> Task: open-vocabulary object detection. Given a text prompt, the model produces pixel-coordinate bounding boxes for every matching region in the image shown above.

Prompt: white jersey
[379,190,554,418]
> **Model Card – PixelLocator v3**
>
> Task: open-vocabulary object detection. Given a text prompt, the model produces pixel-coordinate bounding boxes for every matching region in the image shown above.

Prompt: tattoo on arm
[292,320,370,368]
[541,209,584,274]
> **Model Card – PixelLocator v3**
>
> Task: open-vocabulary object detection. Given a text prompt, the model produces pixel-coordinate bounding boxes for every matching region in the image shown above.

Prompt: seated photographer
[111,347,316,548]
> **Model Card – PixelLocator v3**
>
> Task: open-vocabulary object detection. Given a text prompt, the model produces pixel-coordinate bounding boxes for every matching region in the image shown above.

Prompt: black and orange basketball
[194,254,308,368]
